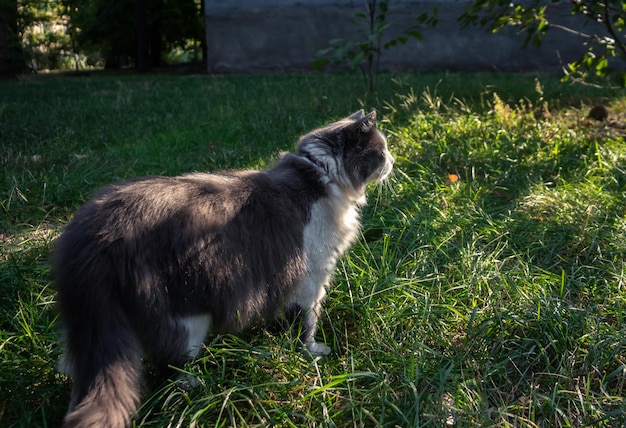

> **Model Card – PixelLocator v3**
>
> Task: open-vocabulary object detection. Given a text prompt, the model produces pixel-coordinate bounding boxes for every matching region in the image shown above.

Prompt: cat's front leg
[302,302,331,357]
[289,277,332,357]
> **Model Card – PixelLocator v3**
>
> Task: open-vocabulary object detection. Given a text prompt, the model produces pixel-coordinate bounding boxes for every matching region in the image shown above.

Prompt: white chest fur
[289,193,362,307]
[305,196,361,273]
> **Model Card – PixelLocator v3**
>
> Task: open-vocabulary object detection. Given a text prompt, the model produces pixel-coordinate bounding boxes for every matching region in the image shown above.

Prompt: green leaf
[595,57,609,76]
[538,19,549,33]
[405,30,423,41]
[311,57,329,70]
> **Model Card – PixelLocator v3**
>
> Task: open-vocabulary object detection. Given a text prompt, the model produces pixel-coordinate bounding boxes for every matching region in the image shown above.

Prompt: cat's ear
[347,109,365,120]
[353,110,376,133]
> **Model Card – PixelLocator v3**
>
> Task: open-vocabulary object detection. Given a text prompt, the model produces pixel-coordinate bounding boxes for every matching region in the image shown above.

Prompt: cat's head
[296,110,394,200]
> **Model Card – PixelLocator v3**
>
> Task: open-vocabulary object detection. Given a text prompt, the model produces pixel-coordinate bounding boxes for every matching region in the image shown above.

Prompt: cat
[54,109,394,427]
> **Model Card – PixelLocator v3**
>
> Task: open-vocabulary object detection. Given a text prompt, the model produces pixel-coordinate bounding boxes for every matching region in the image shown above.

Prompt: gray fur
[54,110,393,427]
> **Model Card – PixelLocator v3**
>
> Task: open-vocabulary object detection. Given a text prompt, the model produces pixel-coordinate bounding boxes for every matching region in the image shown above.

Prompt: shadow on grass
[0,233,69,428]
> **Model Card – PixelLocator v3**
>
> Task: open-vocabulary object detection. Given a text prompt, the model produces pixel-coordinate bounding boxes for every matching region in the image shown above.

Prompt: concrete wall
[205,0,591,73]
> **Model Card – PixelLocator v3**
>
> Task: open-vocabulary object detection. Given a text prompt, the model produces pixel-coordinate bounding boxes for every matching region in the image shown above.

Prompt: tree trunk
[135,0,150,71]
[0,0,20,77]
[200,0,207,69]
[148,0,162,68]
[0,17,10,76]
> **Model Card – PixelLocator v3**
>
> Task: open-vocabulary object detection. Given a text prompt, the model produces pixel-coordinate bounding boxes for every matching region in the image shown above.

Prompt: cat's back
[56,163,325,258]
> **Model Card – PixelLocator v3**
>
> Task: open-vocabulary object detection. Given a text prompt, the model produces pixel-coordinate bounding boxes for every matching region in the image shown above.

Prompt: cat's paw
[175,373,203,390]
[304,341,331,357]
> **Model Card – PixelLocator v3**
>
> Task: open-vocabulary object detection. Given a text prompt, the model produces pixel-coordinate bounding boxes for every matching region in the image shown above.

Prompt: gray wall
[205,0,591,73]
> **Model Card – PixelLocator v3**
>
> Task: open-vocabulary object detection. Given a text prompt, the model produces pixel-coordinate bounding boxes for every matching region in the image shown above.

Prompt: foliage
[315,0,625,89]
[2,0,204,72]
[313,0,437,92]
[65,0,136,68]
[1,72,625,427]
[18,0,74,71]
[66,0,203,69]
[460,0,626,86]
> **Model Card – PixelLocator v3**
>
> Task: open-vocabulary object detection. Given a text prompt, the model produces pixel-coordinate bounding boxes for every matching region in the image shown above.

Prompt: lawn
[1,70,625,427]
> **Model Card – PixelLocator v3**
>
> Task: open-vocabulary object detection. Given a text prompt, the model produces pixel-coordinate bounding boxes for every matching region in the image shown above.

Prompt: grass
[1,70,625,427]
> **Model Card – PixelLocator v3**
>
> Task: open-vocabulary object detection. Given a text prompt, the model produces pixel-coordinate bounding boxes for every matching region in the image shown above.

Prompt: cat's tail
[60,302,143,428]
[57,262,143,428]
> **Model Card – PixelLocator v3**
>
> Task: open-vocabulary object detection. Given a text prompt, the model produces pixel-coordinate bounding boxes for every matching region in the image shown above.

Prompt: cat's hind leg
[172,314,212,389]
[145,313,211,376]
[179,313,212,359]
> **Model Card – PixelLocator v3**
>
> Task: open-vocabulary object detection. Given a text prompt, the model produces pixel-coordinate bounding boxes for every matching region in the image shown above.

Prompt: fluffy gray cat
[54,110,394,427]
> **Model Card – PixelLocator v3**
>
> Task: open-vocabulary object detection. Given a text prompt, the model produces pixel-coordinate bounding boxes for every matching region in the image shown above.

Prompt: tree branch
[549,23,593,39]
[603,1,626,59]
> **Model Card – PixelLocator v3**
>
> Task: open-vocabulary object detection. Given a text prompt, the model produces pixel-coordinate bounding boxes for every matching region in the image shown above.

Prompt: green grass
[1,70,625,427]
